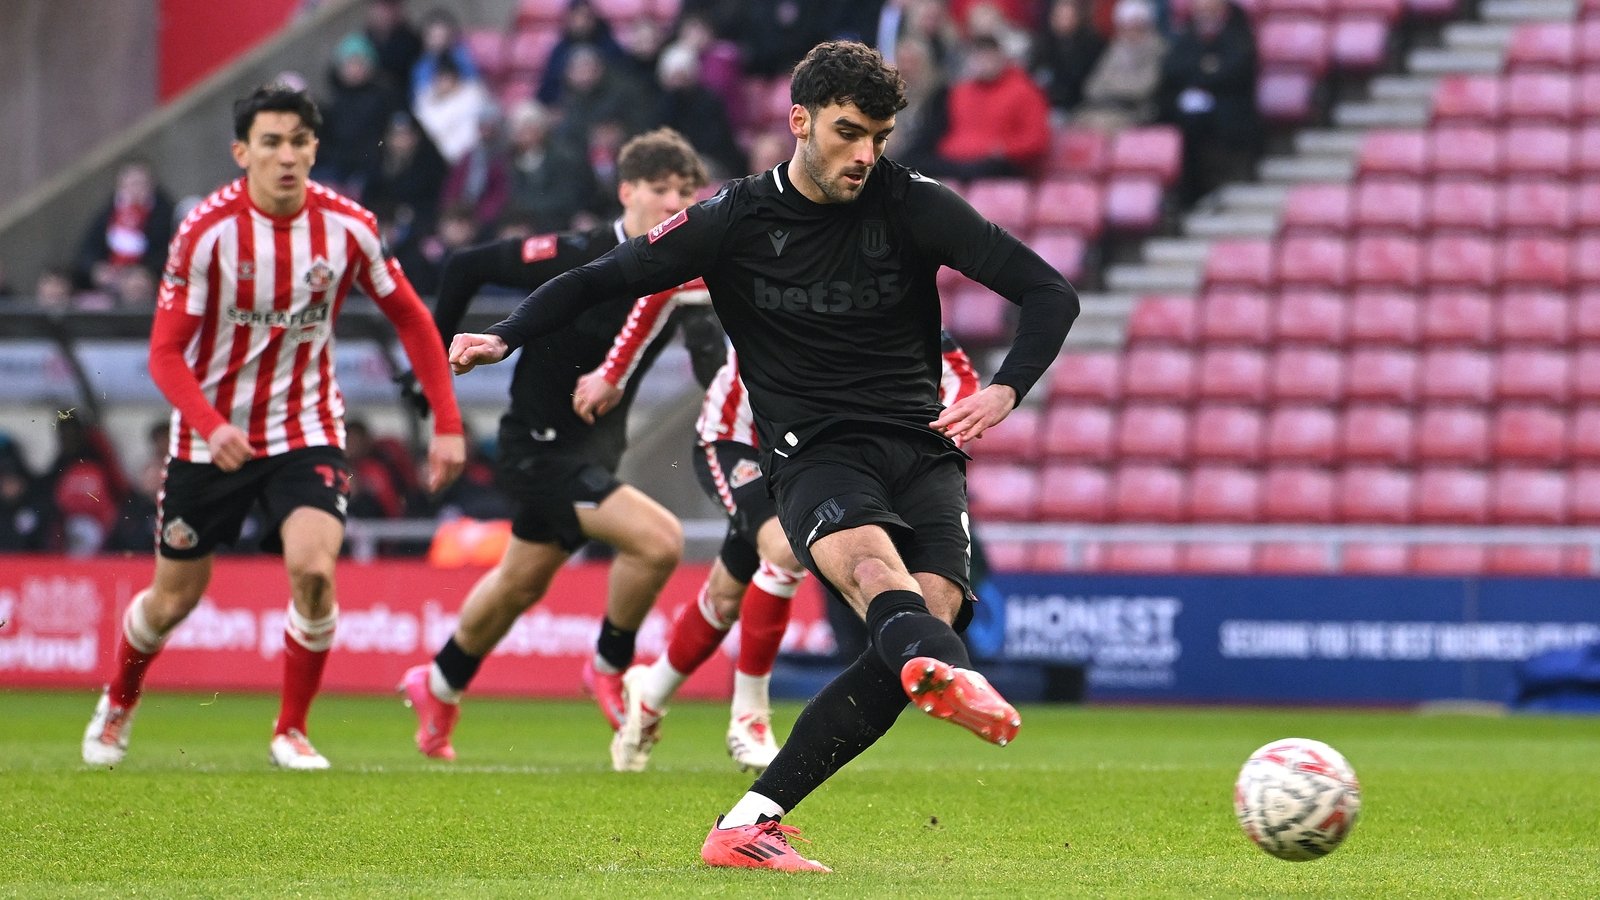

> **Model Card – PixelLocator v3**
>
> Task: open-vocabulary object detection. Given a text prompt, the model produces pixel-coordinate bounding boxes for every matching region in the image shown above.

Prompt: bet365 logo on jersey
[752,274,900,313]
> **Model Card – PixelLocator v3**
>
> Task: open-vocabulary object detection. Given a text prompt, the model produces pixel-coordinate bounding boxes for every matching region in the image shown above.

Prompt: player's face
[232,111,318,215]
[794,102,894,204]
[619,173,698,235]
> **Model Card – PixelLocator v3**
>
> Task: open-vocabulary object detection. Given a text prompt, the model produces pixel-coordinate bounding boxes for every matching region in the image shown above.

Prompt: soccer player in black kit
[399,128,722,761]
[450,42,1078,870]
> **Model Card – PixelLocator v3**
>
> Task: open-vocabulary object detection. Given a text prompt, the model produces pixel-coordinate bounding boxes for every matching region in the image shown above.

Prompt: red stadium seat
[1420,289,1494,346]
[1414,467,1490,524]
[1569,406,1600,461]
[1265,406,1340,465]
[1259,19,1332,74]
[465,29,508,79]
[1261,466,1337,523]
[946,283,1010,346]
[1572,468,1600,524]
[1351,235,1423,289]
[1048,127,1109,178]
[1029,541,1078,572]
[1415,406,1490,465]
[1347,290,1420,345]
[1178,542,1257,573]
[1033,179,1104,238]
[1491,466,1568,524]
[1359,129,1429,177]
[1038,464,1112,522]
[1098,542,1181,572]
[1419,349,1494,404]
[1102,177,1165,234]
[1575,181,1600,230]
[1354,181,1426,233]
[1043,403,1115,463]
[1112,465,1186,522]
[1277,235,1350,287]
[1191,405,1265,464]
[1497,290,1571,346]
[1197,347,1269,403]
[1200,289,1273,344]
[1582,19,1600,68]
[1345,348,1419,403]
[1331,16,1389,73]
[1575,234,1600,286]
[1339,0,1404,21]
[1271,347,1345,404]
[1126,295,1200,346]
[1486,545,1589,575]
[1339,466,1416,523]
[1578,125,1600,176]
[1281,184,1353,234]
[1430,126,1501,178]
[971,405,1041,461]
[1275,290,1347,344]
[1204,239,1277,289]
[507,27,560,76]
[1500,237,1570,288]
[1431,74,1502,124]
[1341,405,1415,464]
[1425,236,1498,290]
[1503,71,1577,122]
[1495,349,1572,407]
[983,539,1032,571]
[1116,404,1191,463]
[1506,22,1577,71]
[1341,542,1410,573]
[1257,542,1335,573]
[1047,351,1122,404]
[1122,346,1197,403]
[1428,180,1500,233]
[1503,125,1574,178]
[1582,74,1600,123]
[516,0,568,27]
[1410,544,1487,574]
[1031,230,1088,283]
[1577,350,1600,403]
[1576,291,1600,344]
[1108,126,1183,184]
[964,179,1033,234]
[1188,466,1263,522]
[1257,68,1319,124]
[966,463,1040,521]
[1501,180,1574,235]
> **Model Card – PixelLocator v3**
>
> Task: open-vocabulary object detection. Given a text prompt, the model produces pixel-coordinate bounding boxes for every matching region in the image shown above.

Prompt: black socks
[595,616,637,672]
[434,636,482,692]
[865,589,972,672]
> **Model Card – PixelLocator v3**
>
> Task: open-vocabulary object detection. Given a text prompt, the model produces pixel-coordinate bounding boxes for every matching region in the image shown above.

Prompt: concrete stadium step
[1440,22,1517,50]
[1257,154,1357,183]
[1213,183,1290,214]
[1104,263,1203,294]
[1142,238,1213,267]
[1367,75,1441,103]
[1183,209,1280,238]
[1332,100,1433,127]
[1479,0,1578,20]
[1293,130,1364,157]
[1406,47,1503,74]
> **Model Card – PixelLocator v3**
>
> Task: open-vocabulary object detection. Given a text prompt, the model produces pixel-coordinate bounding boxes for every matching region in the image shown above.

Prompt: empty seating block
[1189,466,1263,522]
[1038,464,1112,521]
[1432,75,1502,123]
[966,463,1040,521]
[1341,405,1415,464]
[1348,291,1420,345]
[1278,236,1350,287]
[1428,180,1500,233]
[1352,235,1422,288]
[1109,126,1183,185]
[1354,181,1426,233]
[1116,404,1190,463]
[1033,179,1104,238]
[1179,542,1257,572]
[1112,464,1186,522]
[1266,406,1340,464]
[1205,240,1277,289]
[1275,290,1347,344]
[1123,347,1197,402]
[1126,296,1200,346]
[1491,404,1567,464]
[1047,351,1122,404]
[1271,347,1345,403]
[1261,466,1336,523]
[1346,348,1419,403]
[1282,184,1353,233]
[1201,290,1273,344]
[1419,349,1494,404]
[1359,129,1429,176]
[1339,466,1415,523]
[1414,467,1490,523]
[1496,349,1571,404]
[1497,291,1570,346]
[1044,404,1115,463]
[964,179,1033,234]
[1421,290,1493,346]
[1191,405,1265,464]
[1415,406,1489,464]
[1491,466,1568,523]
[972,405,1041,461]
[1198,347,1269,403]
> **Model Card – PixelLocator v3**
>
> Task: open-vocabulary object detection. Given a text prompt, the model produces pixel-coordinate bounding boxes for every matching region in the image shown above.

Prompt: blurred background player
[400,128,723,760]
[81,84,466,770]
[576,317,980,774]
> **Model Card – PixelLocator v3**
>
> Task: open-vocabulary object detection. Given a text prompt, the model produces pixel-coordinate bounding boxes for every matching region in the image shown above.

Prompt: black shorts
[766,424,973,604]
[693,440,777,582]
[495,448,621,551]
[157,446,351,559]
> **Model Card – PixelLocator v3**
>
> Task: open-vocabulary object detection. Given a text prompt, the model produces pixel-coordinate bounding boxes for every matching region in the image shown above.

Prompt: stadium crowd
[0,0,1263,553]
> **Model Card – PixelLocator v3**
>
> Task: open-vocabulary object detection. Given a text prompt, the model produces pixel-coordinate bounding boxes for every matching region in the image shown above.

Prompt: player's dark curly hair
[232,83,323,140]
[789,40,907,121]
[617,127,709,188]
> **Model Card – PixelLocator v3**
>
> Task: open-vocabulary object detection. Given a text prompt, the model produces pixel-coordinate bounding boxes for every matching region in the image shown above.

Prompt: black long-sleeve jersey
[486,159,1079,456]
[433,220,721,469]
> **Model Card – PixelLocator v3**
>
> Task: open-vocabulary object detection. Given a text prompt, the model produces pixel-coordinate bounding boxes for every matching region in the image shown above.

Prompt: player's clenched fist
[449,333,510,374]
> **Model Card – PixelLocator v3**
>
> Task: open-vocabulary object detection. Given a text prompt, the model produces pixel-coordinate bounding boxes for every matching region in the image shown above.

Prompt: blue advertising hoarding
[993,574,1600,704]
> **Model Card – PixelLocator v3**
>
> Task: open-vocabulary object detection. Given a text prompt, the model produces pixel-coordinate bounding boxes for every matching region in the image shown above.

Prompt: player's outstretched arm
[449,332,509,374]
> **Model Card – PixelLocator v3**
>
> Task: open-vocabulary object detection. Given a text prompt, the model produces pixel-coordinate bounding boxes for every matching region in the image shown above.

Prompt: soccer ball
[1234,737,1361,861]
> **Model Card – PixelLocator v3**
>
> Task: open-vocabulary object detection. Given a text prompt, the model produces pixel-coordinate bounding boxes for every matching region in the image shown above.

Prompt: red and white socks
[107,590,164,709]
[275,602,336,737]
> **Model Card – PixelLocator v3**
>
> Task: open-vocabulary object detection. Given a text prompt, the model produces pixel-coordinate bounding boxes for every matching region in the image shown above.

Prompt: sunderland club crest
[304,257,335,291]
[161,517,199,551]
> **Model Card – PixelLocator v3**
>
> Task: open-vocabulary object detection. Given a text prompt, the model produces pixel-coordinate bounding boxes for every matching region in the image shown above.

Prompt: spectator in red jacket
[926,32,1052,179]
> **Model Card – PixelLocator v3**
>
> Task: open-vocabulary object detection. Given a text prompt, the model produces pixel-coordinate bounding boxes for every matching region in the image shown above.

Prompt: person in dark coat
[1160,0,1262,206]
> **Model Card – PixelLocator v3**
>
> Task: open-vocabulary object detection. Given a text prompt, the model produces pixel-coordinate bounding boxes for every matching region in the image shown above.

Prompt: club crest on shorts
[304,257,335,291]
[729,458,762,488]
[161,517,199,551]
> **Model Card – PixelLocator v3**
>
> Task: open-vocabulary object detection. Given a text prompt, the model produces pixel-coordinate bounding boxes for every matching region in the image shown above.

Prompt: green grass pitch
[5,689,1600,898]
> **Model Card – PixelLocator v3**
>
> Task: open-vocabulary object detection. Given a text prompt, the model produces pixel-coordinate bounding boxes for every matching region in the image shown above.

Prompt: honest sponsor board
[996,573,1600,703]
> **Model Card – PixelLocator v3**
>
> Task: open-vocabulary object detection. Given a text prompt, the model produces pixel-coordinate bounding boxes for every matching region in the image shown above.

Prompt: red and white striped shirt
[152,178,461,463]
[594,287,982,449]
